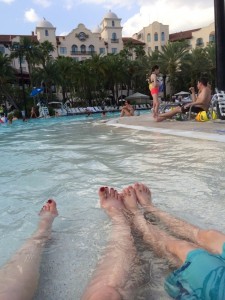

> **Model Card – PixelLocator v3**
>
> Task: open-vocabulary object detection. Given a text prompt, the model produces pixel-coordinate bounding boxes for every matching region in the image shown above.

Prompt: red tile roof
[169,28,200,42]
[0,34,38,44]
[122,37,145,45]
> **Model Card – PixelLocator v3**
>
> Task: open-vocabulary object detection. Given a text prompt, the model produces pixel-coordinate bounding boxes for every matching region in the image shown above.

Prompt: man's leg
[121,186,199,266]
[0,200,58,300]
[133,183,225,255]
[82,187,138,300]
[156,106,181,122]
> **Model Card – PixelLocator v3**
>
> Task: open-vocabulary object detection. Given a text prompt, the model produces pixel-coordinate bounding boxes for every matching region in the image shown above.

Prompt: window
[45,30,49,36]
[60,47,67,55]
[81,45,86,53]
[0,46,5,54]
[71,45,78,54]
[112,48,117,54]
[88,45,95,53]
[112,32,117,40]
[154,33,158,41]
[161,32,165,41]
[209,33,215,43]
[112,20,115,27]
[99,48,105,54]
[155,46,158,51]
[73,57,79,62]
[196,38,203,46]
[147,33,151,42]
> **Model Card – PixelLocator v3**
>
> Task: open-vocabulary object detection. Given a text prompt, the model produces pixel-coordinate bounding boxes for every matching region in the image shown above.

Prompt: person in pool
[83,183,225,300]
[0,199,58,300]
[1,185,225,299]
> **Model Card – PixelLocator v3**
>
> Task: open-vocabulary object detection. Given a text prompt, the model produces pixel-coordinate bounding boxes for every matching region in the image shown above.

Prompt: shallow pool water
[0,113,225,299]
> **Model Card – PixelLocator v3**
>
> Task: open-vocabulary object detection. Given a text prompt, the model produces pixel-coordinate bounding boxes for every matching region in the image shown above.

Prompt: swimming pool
[0,113,225,299]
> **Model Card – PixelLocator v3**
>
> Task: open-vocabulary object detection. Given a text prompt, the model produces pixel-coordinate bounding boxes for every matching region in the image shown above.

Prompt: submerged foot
[133,183,152,208]
[38,199,58,234]
[122,186,139,214]
[99,187,125,218]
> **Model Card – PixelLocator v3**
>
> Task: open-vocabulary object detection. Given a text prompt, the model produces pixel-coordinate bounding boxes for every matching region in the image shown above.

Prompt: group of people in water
[0,183,224,299]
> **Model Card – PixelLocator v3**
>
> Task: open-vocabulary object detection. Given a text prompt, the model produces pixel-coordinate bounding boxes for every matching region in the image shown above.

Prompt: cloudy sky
[0,0,214,36]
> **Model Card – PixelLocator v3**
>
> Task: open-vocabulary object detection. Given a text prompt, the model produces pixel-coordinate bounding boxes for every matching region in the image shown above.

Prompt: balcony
[111,39,119,43]
[70,51,96,55]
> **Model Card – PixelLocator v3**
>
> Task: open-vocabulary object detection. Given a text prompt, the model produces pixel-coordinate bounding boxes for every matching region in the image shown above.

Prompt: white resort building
[0,10,216,74]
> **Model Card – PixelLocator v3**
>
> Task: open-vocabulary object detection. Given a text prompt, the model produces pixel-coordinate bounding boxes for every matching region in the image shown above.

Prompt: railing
[70,51,96,55]
[111,39,119,43]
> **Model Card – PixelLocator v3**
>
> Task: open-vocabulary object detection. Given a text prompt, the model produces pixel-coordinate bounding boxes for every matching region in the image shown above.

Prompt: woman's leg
[0,200,58,300]
[82,187,138,300]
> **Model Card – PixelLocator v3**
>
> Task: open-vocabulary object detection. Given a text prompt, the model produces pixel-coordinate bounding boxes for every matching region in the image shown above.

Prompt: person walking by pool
[0,199,58,300]
[30,106,37,118]
[156,77,211,122]
[120,100,134,117]
[149,65,160,118]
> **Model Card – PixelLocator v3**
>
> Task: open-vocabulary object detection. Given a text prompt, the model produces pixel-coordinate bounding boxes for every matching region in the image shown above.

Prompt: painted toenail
[47,199,52,203]
[100,187,105,191]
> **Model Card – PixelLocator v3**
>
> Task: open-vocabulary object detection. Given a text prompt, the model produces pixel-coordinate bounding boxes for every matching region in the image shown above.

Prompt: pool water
[0,113,225,299]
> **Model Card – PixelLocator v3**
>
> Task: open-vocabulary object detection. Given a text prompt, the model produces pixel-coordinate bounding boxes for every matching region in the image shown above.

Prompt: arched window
[161,32,165,41]
[89,45,95,53]
[196,38,203,47]
[71,45,78,54]
[154,32,158,42]
[112,32,117,40]
[147,33,151,42]
[45,30,49,36]
[81,45,86,53]
[112,20,115,27]
[209,32,215,43]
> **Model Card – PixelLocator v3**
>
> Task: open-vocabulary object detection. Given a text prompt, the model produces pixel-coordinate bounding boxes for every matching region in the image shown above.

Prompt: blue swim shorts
[164,243,225,299]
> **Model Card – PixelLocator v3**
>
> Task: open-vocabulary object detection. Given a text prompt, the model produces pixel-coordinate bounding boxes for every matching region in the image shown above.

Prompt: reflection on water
[0,116,225,299]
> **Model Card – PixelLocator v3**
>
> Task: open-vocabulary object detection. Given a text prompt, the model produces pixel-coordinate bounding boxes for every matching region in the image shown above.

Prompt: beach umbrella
[174,91,190,96]
[30,87,44,97]
[126,92,150,100]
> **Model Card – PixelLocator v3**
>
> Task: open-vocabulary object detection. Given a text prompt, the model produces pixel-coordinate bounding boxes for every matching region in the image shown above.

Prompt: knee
[197,229,219,244]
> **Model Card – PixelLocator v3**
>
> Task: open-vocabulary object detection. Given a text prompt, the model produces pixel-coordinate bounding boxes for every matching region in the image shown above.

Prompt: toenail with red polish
[100,187,105,192]
[47,199,52,203]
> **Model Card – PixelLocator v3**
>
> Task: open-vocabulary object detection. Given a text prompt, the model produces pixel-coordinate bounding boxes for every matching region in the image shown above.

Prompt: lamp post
[11,42,27,117]
[214,0,225,91]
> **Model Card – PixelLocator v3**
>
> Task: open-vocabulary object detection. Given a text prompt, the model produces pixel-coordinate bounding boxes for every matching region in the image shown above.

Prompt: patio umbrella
[30,87,44,97]
[174,91,190,96]
[126,92,150,100]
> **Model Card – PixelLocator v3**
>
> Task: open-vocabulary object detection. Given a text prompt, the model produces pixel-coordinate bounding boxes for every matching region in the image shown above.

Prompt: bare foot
[39,199,58,217]
[38,199,58,234]
[121,186,139,214]
[133,183,152,208]
[99,187,125,218]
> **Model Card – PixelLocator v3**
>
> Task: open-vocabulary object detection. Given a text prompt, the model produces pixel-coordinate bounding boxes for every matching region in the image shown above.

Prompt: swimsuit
[149,77,160,95]
[180,104,204,114]
[165,243,225,299]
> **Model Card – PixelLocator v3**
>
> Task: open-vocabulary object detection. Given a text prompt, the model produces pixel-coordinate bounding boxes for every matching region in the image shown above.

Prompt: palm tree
[0,53,19,109]
[158,41,189,95]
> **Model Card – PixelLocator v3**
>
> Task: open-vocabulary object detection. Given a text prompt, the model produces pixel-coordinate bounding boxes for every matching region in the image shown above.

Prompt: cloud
[122,0,214,36]
[33,0,52,8]
[24,8,40,23]
[0,0,15,3]
[63,0,74,10]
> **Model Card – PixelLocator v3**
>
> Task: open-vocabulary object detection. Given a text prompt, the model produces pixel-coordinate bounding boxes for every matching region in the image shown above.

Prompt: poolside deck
[107,114,225,143]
